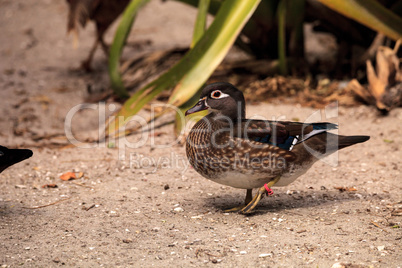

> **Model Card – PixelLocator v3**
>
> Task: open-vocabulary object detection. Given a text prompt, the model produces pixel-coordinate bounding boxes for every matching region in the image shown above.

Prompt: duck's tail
[300,133,370,156]
[336,134,370,150]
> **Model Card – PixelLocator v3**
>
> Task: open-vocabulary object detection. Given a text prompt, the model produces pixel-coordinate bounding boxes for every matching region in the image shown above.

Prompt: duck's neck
[208,102,246,122]
[208,112,244,123]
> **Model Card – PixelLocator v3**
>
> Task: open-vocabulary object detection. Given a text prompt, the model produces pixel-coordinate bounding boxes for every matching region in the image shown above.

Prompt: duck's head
[185,82,246,120]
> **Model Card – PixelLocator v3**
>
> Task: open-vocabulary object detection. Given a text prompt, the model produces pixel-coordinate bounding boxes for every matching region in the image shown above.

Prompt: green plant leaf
[108,0,149,99]
[174,0,222,15]
[191,0,211,48]
[318,0,402,41]
[106,0,261,137]
[167,0,261,108]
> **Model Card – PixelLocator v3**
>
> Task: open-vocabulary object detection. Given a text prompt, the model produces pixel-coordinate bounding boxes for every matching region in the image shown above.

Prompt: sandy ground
[0,0,401,267]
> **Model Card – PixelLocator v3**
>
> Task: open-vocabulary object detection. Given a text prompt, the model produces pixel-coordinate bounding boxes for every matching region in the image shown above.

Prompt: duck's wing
[235,119,338,151]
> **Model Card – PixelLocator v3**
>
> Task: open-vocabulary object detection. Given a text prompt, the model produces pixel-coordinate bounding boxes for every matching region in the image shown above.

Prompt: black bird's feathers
[0,146,33,173]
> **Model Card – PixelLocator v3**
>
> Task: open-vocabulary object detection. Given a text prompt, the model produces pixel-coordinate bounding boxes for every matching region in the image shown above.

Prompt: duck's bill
[185,97,208,116]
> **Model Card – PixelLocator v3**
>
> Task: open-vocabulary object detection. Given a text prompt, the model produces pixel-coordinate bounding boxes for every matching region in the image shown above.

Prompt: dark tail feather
[320,133,370,154]
[294,133,370,156]
[336,135,370,150]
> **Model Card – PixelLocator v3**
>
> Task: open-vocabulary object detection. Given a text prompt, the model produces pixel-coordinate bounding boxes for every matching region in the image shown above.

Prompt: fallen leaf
[77,172,84,179]
[60,172,76,181]
[334,186,357,192]
[41,184,58,188]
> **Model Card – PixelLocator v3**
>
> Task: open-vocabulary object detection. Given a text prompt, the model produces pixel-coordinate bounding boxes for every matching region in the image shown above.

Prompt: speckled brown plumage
[186,113,297,189]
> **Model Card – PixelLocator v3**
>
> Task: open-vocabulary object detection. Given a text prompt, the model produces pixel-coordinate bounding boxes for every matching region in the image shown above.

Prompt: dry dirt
[0,0,401,267]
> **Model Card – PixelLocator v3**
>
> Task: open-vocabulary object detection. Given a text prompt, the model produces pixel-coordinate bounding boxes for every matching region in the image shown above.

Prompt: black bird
[66,0,131,71]
[0,146,33,173]
[185,82,370,214]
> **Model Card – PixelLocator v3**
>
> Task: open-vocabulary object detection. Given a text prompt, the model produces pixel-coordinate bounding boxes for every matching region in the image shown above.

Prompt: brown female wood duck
[185,82,370,214]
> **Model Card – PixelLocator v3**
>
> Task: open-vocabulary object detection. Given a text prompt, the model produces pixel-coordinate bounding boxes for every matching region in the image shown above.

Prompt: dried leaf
[376,47,391,87]
[77,172,84,179]
[365,44,402,111]
[346,79,373,104]
[60,172,76,181]
[366,60,385,103]
[334,186,357,192]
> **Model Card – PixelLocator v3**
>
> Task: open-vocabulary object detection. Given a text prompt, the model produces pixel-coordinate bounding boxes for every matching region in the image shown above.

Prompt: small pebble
[259,253,272,258]
[174,207,184,212]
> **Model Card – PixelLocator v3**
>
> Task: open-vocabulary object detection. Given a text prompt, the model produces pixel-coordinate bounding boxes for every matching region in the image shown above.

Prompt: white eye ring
[210,90,229,99]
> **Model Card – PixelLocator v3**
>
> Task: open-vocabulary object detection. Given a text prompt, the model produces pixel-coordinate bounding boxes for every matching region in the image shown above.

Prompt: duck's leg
[245,189,253,205]
[223,189,253,213]
[240,176,281,214]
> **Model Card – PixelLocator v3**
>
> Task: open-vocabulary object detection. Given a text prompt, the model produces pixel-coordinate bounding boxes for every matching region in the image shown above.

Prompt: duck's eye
[211,90,222,99]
